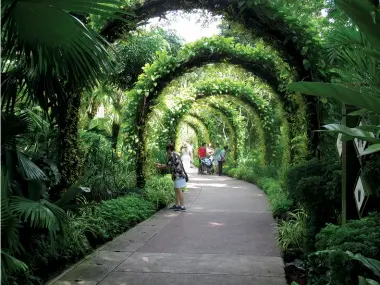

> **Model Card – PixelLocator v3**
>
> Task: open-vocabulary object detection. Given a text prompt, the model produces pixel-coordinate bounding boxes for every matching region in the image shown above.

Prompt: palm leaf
[1,170,23,255]
[17,152,47,180]
[10,196,66,232]
[1,0,129,91]
[336,0,380,51]
[1,250,28,280]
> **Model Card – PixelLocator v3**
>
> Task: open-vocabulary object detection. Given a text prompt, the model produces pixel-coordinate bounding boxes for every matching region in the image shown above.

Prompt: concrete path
[49,169,285,285]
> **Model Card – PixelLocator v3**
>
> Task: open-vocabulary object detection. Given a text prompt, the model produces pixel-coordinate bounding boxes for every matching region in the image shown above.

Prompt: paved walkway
[49,169,285,285]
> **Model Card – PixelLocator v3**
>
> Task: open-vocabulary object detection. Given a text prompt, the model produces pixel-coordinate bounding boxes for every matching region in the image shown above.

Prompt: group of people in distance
[197,142,228,176]
[155,142,228,212]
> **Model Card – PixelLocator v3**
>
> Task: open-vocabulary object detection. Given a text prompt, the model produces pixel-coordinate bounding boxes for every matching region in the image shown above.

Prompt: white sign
[336,133,342,157]
[354,177,366,211]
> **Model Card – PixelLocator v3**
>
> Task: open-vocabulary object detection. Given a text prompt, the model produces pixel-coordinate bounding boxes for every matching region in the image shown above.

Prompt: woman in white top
[181,145,191,172]
[218,146,228,176]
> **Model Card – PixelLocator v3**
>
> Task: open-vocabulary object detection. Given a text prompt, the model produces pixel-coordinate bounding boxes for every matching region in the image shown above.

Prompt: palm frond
[1,250,28,279]
[1,0,128,91]
[1,170,23,254]
[1,112,32,149]
[10,196,66,232]
[17,152,47,180]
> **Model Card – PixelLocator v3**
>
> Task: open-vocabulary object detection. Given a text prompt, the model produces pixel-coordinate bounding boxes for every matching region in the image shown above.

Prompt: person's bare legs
[175,190,180,206]
[175,188,185,206]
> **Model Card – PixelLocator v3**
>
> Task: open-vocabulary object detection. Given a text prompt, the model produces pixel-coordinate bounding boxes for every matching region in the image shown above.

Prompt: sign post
[340,105,361,225]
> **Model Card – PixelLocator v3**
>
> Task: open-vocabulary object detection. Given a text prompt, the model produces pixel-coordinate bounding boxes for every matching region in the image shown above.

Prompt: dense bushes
[315,213,380,259]
[79,132,137,201]
[7,176,171,285]
[307,213,380,285]
[143,175,175,209]
[286,158,341,250]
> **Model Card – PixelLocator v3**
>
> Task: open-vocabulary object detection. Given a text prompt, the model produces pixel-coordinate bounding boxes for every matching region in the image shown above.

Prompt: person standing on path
[218,146,228,176]
[156,144,187,212]
[213,143,221,174]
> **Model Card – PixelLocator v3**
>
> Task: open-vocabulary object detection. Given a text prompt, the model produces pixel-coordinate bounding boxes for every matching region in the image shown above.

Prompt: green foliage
[277,209,308,252]
[143,175,174,209]
[316,213,380,259]
[110,27,183,90]
[307,213,380,285]
[79,131,136,201]
[10,194,156,284]
[287,0,380,155]
[259,177,294,219]
[286,158,341,250]
[1,0,128,117]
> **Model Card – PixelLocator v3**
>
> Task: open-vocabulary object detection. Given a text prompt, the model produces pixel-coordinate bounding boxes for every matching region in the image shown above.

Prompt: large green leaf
[336,0,380,51]
[287,82,380,113]
[360,143,380,156]
[55,186,91,208]
[347,251,380,278]
[10,197,66,232]
[1,250,28,279]
[321,124,379,143]
[359,277,380,285]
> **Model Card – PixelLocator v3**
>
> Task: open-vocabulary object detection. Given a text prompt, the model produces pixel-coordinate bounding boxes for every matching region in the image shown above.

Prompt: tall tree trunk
[51,88,83,200]
[111,120,120,150]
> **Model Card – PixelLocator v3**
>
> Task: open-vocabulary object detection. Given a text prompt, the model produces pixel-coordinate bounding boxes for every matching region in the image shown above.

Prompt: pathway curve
[49,169,285,285]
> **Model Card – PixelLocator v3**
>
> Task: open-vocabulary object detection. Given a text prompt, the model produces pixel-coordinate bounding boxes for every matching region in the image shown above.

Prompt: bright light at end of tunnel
[145,11,222,43]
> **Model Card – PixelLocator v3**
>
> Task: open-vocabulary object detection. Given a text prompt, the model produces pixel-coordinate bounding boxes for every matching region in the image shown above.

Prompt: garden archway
[121,37,307,185]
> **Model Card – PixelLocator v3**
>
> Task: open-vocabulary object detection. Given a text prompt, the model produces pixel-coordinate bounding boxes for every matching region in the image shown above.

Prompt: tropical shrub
[8,194,157,284]
[307,213,380,285]
[277,209,308,261]
[287,158,341,250]
[79,132,136,201]
[316,213,380,259]
[143,175,174,209]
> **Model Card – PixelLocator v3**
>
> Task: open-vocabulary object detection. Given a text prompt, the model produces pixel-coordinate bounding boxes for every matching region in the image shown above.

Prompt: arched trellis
[189,97,268,165]
[100,0,323,83]
[181,115,210,147]
[187,107,237,153]
[121,37,309,185]
[143,78,281,169]
[187,104,239,165]
[207,96,269,165]
[194,78,291,159]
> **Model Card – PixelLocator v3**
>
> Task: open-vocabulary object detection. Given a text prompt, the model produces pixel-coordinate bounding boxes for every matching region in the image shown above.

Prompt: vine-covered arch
[181,115,210,146]
[121,36,308,185]
[187,106,237,155]
[142,78,288,171]
[100,0,323,83]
